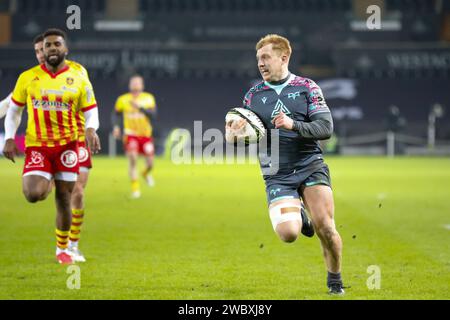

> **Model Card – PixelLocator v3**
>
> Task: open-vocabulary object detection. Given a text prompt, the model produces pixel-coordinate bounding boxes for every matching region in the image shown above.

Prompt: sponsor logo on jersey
[78,146,89,163]
[270,188,281,196]
[60,150,78,168]
[271,99,292,119]
[61,86,78,94]
[127,139,139,152]
[32,99,70,111]
[143,141,154,155]
[25,151,45,169]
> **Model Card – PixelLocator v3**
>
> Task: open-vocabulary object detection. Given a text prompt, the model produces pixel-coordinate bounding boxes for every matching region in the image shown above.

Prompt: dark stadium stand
[0,0,449,152]
[138,0,352,13]
[10,0,441,14]
[16,0,106,14]
[386,0,437,13]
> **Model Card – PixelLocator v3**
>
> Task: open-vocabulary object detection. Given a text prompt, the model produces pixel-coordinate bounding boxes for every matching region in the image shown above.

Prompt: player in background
[112,75,157,198]
[2,28,101,265]
[0,34,46,119]
[65,56,92,263]
[225,34,345,294]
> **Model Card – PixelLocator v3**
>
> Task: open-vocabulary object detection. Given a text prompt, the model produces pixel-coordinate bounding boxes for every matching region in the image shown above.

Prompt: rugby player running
[226,34,345,295]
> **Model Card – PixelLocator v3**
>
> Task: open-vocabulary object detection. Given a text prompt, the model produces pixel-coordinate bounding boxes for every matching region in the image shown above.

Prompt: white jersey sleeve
[4,98,23,140]
[0,93,12,119]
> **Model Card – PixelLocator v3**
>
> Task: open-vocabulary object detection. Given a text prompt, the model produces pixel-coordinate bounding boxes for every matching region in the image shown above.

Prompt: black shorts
[264,164,332,205]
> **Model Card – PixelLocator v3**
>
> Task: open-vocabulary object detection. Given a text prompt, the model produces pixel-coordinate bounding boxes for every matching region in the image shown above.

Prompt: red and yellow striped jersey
[11,63,97,147]
[66,60,90,142]
[115,92,156,137]
[67,60,88,79]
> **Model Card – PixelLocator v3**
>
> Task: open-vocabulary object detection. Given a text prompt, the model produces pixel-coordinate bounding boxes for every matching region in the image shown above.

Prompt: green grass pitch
[0,156,449,299]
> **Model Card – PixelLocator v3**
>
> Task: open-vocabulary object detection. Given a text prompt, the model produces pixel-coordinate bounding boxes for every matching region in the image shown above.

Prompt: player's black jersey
[243,73,331,173]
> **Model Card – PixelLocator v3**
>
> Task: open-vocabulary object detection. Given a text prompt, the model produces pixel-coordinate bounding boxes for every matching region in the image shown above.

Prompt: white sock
[56,247,68,255]
[69,240,78,248]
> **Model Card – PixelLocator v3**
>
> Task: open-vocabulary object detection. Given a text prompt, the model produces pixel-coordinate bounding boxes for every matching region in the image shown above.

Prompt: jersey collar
[40,63,70,79]
[264,73,296,95]
[268,73,291,86]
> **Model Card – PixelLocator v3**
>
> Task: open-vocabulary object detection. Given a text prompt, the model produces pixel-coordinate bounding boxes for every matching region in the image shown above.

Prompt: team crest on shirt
[288,91,300,100]
[60,150,78,168]
[66,77,74,85]
[25,151,45,169]
[78,147,89,163]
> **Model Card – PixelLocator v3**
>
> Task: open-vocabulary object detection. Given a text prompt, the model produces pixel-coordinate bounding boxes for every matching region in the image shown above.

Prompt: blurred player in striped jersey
[1,33,95,263]
[63,51,93,263]
[112,75,157,198]
[2,28,101,265]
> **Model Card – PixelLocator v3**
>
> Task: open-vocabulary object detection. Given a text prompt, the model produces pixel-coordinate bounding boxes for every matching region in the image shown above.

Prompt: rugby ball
[225,107,266,144]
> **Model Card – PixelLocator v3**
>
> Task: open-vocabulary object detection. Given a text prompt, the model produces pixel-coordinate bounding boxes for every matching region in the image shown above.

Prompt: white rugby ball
[225,107,266,144]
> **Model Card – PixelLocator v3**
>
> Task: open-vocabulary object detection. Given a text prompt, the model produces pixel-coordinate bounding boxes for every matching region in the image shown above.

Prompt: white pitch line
[444,224,450,230]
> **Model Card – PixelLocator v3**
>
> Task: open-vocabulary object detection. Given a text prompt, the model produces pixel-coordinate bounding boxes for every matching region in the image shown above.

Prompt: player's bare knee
[23,188,47,203]
[276,222,300,243]
[22,178,50,203]
[280,233,298,243]
[128,153,138,165]
[23,192,39,203]
[71,184,84,204]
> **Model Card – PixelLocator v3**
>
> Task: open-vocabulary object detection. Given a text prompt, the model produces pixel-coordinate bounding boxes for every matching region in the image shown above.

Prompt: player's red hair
[256,34,292,57]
